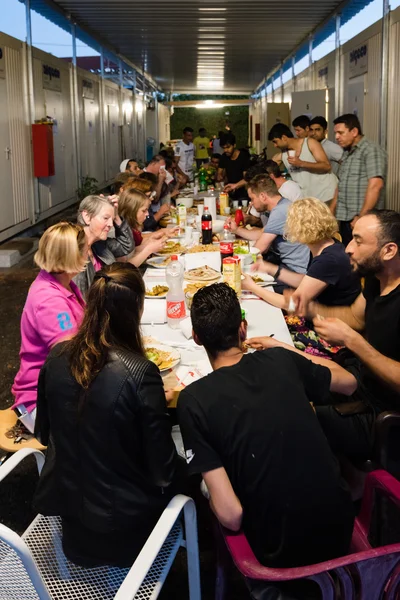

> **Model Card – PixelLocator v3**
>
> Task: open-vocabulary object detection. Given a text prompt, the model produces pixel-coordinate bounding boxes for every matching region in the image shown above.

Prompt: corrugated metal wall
[386,13,400,211]
[363,32,381,143]
[4,45,31,224]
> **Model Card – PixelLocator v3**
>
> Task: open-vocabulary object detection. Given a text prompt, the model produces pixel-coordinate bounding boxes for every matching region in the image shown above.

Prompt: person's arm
[224,178,247,193]
[35,294,83,348]
[308,292,366,331]
[136,362,177,487]
[245,336,357,396]
[202,468,243,531]
[313,316,400,397]
[155,169,167,200]
[241,273,286,309]
[153,204,170,222]
[34,361,50,445]
[104,218,135,258]
[352,177,384,227]
[217,167,226,183]
[330,186,338,215]
[119,236,166,267]
[251,259,305,288]
[287,138,331,173]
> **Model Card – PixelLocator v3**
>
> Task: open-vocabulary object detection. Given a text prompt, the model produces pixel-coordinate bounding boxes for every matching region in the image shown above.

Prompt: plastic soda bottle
[166,255,186,329]
[201,206,213,244]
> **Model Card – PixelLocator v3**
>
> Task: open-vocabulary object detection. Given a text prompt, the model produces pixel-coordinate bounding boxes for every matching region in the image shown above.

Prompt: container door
[0,78,14,231]
[106,103,120,180]
[44,88,66,207]
[83,97,102,182]
[346,77,365,129]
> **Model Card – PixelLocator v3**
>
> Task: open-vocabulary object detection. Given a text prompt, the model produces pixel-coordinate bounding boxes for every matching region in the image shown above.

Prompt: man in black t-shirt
[177,283,355,571]
[310,210,400,461]
[217,132,251,201]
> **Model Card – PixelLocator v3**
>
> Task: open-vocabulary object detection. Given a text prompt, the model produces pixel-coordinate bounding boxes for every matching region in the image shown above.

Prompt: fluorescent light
[199,18,226,21]
[198,7,227,10]
[198,51,225,55]
[197,46,225,50]
[195,103,225,108]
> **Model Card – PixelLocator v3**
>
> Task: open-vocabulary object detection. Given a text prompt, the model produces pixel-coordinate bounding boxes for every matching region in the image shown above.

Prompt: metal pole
[292,55,296,94]
[334,14,341,118]
[99,47,107,182]
[25,0,40,220]
[308,35,313,88]
[280,64,284,102]
[71,23,81,187]
[380,0,390,149]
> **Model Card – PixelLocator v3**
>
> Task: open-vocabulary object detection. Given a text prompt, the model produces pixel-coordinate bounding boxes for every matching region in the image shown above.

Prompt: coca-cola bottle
[220,223,234,264]
[202,206,213,245]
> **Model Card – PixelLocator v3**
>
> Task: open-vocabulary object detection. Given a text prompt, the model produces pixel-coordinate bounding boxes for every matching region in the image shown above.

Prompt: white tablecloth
[142,268,293,379]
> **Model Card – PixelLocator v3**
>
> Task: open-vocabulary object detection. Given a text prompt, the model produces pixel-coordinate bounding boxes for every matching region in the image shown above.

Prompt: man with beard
[332,114,387,247]
[307,210,400,461]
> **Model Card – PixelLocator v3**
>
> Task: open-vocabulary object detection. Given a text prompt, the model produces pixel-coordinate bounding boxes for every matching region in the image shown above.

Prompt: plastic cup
[232,200,239,209]
[224,207,231,216]
[197,204,204,217]
[288,150,296,158]
[241,200,248,208]
[185,226,193,245]
[192,231,201,245]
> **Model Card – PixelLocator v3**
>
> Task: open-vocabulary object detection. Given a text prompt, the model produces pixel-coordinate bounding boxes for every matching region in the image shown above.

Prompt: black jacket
[33,344,178,536]
[73,218,134,297]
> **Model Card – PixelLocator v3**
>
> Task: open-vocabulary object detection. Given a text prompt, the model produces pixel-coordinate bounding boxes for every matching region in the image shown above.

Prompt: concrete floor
[0,254,250,599]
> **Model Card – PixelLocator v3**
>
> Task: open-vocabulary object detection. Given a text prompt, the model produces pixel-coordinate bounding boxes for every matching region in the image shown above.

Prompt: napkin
[141,299,166,324]
[180,316,193,339]
[184,251,221,272]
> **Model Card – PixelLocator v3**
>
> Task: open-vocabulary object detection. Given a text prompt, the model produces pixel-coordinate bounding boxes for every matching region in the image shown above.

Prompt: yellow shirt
[193,136,210,159]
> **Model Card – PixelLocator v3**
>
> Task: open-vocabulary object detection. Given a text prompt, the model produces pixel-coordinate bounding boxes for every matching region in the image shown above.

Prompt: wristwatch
[274,265,282,281]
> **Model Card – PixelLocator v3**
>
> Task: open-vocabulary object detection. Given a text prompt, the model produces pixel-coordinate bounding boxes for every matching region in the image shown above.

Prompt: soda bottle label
[220,242,233,254]
[202,220,212,230]
[167,300,186,319]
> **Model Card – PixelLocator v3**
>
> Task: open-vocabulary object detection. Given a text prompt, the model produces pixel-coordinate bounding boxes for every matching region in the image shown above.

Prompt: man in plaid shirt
[331,114,387,247]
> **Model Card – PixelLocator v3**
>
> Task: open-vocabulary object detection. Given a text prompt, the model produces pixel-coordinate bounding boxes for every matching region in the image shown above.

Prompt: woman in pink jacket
[12,222,87,433]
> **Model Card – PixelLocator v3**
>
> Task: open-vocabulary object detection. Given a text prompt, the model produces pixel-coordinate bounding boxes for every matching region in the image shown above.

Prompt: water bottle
[166,255,186,329]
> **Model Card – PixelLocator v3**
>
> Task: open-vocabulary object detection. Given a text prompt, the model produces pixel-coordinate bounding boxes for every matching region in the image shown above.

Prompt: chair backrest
[0,523,52,600]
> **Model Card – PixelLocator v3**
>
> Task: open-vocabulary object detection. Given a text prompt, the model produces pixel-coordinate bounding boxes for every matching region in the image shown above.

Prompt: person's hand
[158,204,170,217]
[224,183,237,193]
[245,336,282,351]
[313,315,354,346]
[158,168,167,183]
[151,229,168,240]
[107,194,119,210]
[350,215,360,229]
[226,217,238,233]
[147,237,167,255]
[250,258,276,275]
[287,155,303,168]
[241,273,258,292]
[165,226,179,238]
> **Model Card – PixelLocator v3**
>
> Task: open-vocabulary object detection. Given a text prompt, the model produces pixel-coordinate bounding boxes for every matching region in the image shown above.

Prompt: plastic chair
[0,448,201,599]
[374,411,400,480]
[214,469,400,600]
[0,408,46,464]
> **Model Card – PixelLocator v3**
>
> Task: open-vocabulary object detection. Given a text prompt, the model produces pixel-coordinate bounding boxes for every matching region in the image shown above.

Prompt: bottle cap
[224,223,229,229]
[171,255,178,261]
[204,206,208,210]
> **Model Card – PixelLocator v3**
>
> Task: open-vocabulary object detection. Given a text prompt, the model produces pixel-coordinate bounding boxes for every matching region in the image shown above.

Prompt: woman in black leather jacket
[34,263,179,568]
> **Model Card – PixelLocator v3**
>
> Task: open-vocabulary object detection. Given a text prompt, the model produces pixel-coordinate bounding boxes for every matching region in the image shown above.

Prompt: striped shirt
[336,137,387,222]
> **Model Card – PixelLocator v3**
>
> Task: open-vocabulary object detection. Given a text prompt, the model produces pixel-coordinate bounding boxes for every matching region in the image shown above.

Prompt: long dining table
[141,265,293,408]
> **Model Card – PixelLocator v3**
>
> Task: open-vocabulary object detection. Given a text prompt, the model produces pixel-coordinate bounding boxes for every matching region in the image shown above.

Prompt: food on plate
[251,275,264,283]
[145,285,169,297]
[184,281,208,294]
[184,265,221,281]
[157,241,186,255]
[145,347,176,371]
[233,239,249,249]
[187,244,219,253]
[234,246,250,254]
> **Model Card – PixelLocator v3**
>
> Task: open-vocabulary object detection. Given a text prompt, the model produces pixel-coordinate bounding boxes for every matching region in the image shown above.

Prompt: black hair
[191,283,242,358]
[368,209,400,249]
[183,127,194,134]
[265,159,282,178]
[199,127,207,134]
[268,123,293,141]
[140,171,158,185]
[310,116,328,130]
[244,162,267,182]
[218,130,224,138]
[292,115,311,129]
[333,113,363,136]
[211,153,222,159]
[220,132,236,147]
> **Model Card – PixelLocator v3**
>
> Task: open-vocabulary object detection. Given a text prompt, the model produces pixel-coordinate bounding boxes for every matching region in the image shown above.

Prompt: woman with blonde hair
[34,263,178,567]
[12,222,87,432]
[242,197,361,315]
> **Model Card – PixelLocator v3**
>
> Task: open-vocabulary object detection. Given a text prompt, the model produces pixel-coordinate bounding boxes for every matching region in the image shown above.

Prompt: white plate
[249,272,275,286]
[146,256,171,268]
[145,285,169,299]
[143,339,181,372]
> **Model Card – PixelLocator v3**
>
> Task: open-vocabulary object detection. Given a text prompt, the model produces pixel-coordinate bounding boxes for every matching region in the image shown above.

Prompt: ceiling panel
[33,0,353,93]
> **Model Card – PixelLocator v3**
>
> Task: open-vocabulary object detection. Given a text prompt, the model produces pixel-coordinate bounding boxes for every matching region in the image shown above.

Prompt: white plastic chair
[0,448,201,599]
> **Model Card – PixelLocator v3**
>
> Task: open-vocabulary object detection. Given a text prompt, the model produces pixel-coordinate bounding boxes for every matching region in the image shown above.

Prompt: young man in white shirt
[265,159,303,202]
[174,127,195,181]
[309,116,344,176]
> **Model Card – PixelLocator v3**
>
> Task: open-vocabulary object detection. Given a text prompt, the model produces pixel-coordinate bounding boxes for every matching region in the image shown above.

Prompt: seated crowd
[8,120,400,598]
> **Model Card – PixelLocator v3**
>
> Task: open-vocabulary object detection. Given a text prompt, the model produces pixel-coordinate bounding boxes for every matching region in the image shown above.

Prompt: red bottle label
[167,300,186,319]
[220,242,233,254]
[202,221,212,230]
